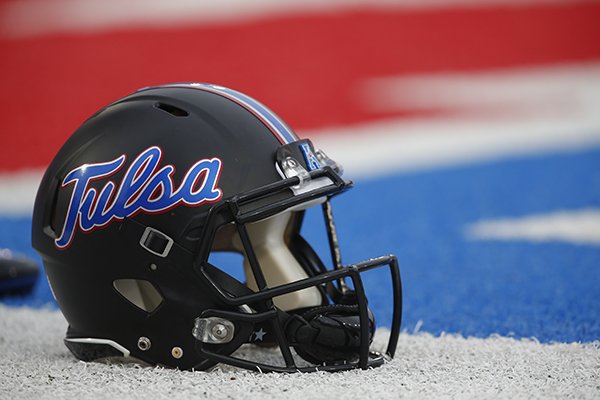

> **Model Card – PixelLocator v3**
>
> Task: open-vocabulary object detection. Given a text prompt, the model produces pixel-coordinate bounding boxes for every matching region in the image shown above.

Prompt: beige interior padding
[213,211,323,311]
[113,279,163,312]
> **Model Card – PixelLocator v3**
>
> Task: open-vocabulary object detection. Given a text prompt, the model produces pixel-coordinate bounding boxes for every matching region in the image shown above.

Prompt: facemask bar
[322,200,353,297]
[193,166,349,261]
[191,166,402,372]
[196,256,401,372]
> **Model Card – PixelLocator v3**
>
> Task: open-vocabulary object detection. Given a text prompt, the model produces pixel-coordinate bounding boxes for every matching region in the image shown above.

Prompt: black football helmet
[32,83,402,372]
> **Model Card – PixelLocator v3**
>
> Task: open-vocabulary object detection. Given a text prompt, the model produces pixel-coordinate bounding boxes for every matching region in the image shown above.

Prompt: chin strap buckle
[139,227,174,258]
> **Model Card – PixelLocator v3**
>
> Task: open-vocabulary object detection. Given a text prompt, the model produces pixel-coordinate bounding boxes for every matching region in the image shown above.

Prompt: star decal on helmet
[252,328,267,342]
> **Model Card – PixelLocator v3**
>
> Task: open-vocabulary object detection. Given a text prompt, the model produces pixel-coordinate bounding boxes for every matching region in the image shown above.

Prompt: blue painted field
[2,147,599,343]
[324,147,600,343]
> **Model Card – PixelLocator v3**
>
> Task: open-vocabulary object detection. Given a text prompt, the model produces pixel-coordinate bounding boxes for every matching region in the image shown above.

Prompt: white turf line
[313,62,600,178]
[465,208,600,246]
[1,305,598,400]
[0,0,579,39]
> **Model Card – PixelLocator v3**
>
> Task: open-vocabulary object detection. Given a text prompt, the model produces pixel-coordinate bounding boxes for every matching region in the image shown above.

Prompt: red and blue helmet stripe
[158,83,299,145]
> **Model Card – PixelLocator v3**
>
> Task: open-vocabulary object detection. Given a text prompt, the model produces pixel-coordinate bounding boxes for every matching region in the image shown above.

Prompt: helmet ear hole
[113,279,163,313]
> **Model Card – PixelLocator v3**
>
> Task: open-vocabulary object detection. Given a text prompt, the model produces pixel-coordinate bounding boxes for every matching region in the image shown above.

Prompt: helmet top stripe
[158,83,298,145]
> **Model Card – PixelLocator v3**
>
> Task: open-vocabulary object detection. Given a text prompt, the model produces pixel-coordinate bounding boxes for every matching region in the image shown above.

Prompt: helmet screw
[137,336,151,351]
[171,347,183,359]
[149,263,157,271]
[211,323,228,339]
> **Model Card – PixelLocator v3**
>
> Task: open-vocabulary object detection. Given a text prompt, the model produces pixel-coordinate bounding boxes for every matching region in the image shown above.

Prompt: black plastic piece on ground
[0,250,40,295]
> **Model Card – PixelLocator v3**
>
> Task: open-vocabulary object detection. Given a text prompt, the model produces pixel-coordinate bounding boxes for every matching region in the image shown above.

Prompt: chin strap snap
[284,304,375,364]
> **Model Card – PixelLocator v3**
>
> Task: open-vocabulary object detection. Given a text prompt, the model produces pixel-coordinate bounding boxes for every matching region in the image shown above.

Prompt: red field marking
[1,3,599,170]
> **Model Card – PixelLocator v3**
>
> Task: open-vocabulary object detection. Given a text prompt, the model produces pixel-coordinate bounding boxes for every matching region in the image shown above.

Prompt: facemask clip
[315,149,343,175]
[193,317,235,344]
[281,157,311,189]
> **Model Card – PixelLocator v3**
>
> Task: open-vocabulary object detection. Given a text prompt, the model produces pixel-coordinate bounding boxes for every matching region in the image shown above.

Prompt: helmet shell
[32,85,298,369]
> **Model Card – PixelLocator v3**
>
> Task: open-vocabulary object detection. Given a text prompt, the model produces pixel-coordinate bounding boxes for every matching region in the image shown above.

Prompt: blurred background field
[1,0,599,343]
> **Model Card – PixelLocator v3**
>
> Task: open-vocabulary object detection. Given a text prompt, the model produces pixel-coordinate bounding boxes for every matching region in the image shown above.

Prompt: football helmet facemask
[32,83,402,372]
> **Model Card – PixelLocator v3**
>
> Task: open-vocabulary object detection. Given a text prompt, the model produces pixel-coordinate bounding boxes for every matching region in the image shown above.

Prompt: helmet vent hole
[113,279,163,313]
[155,102,189,117]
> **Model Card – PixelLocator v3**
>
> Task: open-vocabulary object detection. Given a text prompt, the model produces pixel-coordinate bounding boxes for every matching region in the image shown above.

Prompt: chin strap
[283,304,375,364]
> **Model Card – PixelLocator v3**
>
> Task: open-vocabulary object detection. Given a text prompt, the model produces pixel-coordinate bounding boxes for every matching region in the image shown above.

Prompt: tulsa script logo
[55,146,223,249]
